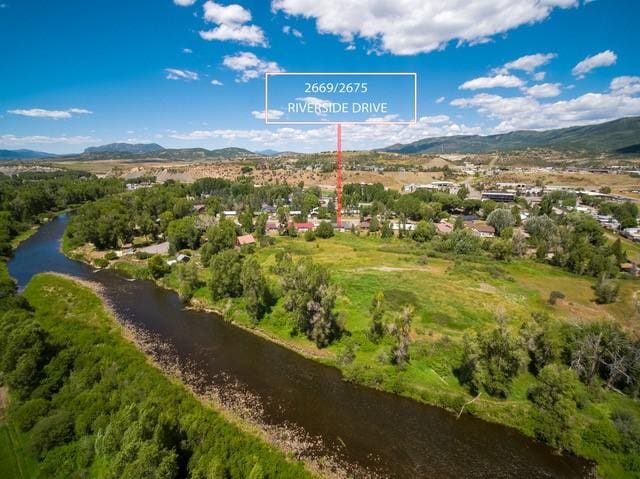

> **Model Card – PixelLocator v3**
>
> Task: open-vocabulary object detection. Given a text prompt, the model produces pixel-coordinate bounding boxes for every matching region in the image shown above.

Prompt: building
[464,221,495,238]
[236,234,256,249]
[293,222,314,232]
[481,191,515,202]
[435,221,454,235]
[176,254,191,263]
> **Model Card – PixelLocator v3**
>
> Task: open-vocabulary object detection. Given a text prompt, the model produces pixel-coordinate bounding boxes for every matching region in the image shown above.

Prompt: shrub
[593,275,619,304]
[13,398,50,432]
[104,251,118,261]
[30,410,75,457]
[148,255,170,280]
[315,221,334,238]
[135,251,153,260]
[93,258,109,268]
[304,229,316,242]
[548,290,565,305]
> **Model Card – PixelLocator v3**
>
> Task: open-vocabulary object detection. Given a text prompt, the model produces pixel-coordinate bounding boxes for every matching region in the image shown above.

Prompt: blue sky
[0,0,638,153]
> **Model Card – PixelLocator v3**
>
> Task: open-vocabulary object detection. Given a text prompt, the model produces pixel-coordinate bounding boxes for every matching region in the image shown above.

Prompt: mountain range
[0,149,58,159]
[381,117,640,154]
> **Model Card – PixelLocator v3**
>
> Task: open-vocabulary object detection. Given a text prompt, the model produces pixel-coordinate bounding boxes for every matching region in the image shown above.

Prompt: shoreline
[62,246,597,477]
[44,272,365,479]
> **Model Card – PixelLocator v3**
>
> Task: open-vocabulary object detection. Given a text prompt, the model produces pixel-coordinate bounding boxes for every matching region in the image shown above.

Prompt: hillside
[84,142,165,154]
[69,145,257,161]
[0,149,57,159]
[382,117,640,154]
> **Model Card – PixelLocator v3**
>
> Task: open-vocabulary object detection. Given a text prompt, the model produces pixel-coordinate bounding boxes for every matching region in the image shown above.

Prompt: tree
[380,222,394,239]
[457,185,469,200]
[520,313,561,374]
[593,275,619,304]
[458,319,522,397]
[486,208,515,235]
[255,213,267,240]
[528,364,581,449]
[239,209,254,234]
[148,255,170,280]
[209,250,243,300]
[281,258,340,347]
[412,220,435,243]
[167,217,200,253]
[490,238,512,260]
[368,292,385,343]
[390,306,413,366]
[315,221,334,238]
[201,218,237,266]
[176,262,199,302]
[240,257,268,321]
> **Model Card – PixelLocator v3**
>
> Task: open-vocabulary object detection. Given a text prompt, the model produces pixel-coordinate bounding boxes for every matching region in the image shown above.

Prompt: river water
[8,214,592,478]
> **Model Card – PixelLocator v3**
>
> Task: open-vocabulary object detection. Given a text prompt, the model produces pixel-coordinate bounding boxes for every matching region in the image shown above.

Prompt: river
[8,214,592,478]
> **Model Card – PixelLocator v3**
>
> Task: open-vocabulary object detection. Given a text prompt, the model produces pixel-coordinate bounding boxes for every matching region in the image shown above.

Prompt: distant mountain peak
[84,143,165,155]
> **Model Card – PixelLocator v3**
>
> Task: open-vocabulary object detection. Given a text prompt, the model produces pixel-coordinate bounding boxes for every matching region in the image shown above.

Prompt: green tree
[380,222,394,239]
[281,258,340,347]
[167,217,200,253]
[148,255,170,280]
[486,208,515,235]
[255,213,267,240]
[176,261,199,302]
[412,220,435,243]
[209,250,243,300]
[368,292,385,343]
[315,221,334,238]
[240,257,268,321]
[201,218,237,266]
[593,275,619,304]
[390,306,413,366]
[458,319,522,397]
[528,364,581,449]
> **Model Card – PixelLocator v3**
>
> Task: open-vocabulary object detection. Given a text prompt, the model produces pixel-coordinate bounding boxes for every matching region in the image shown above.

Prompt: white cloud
[182,48,192,54]
[168,115,482,149]
[200,24,266,46]
[532,71,546,81]
[174,0,196,5]
[203,1,251,24]
[459,74,524,90]
[435,96,445,104]
[0,134,99,145]
[271,0,578,55]
[211,79,224,86]
[502,53,557,73]
[345,44,356,51]
[572,50,617,78]
[283,25,303,38]
[222,52,284,82]
[451,78,640,131]
[610,76,640,96]
[165,68,199,81]
[252,109,285,120]
[7,108,93,120]
[524,83,562,98]
[200,1,266,46]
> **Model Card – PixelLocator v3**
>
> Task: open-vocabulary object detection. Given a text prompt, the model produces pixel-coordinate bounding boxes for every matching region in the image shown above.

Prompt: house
[236,234,256,249]
[435,221,454,235]
[222,210,237,217]
[621,262,640,276]
[464,221,495,238]
[293,222,314,232]
[176,254,191,263]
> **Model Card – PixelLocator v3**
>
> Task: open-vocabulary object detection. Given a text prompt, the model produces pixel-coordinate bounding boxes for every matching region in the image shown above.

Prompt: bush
[548,290,565,305]
[593,275,619,304]
[93,258,109,268]
[148,254,170,280]
[304,229,316,242]
[135,251,153,260]
[104,251,118,261]
[13,398,50,432]
[30,410,75,457]
[315,221,334,239]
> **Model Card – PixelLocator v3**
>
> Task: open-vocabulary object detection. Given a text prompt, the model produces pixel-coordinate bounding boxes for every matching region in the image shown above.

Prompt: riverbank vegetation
[0,272,313,478]
[63,178,640,478]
